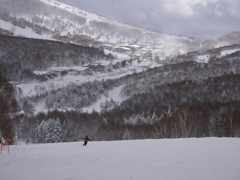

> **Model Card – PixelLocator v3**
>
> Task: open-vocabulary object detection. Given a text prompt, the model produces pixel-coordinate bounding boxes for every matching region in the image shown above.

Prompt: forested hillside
[17,73,240,143]
[0,35,113,81]
[20,45,239,113]
[121,47,240,97]
[14,46,240,143]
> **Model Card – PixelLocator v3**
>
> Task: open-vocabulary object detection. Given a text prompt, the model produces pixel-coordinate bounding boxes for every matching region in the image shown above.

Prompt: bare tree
[0,73,15,139]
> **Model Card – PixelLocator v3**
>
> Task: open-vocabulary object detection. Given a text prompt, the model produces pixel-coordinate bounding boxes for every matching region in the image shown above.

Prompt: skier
[83,136,90,146]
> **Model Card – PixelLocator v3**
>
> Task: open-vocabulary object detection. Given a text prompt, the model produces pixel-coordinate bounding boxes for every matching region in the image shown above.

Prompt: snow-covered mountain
[0,0,181,44]
[0,0,200,55]
[199,31,240,51]
[1,0,239,61]
[180,28,236,39]
[217,31,240,45]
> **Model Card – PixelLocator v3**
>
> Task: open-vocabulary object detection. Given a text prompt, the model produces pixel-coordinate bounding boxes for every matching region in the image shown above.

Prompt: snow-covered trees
[45,80,114,110]
[35,118,62,143]
[28,110,104,143]
[100,98,118,112]
[14,55,240,142]
[0,35,112,82]
[122,128,131,140]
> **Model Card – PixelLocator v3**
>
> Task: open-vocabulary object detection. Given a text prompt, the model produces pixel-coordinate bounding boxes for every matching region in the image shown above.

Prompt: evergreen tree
[122,128,131,140]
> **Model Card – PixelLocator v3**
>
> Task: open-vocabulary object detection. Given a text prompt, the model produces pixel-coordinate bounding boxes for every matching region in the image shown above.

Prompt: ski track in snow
[0,138,240,180]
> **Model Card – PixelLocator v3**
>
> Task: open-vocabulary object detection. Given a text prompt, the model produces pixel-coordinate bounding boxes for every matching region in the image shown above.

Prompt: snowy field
[1,138,240,180]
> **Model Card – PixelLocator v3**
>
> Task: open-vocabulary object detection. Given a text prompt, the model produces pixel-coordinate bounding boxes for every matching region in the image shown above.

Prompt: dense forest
[0,35,113,81]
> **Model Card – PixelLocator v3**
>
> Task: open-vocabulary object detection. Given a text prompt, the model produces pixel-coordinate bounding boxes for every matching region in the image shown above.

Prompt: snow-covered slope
[1,138,240,180]
[0,0,199,47]
[0,19,52,40]
[200,31,240,50]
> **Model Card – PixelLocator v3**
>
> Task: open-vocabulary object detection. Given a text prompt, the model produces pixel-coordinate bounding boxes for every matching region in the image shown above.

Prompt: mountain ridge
[0,0,199,46]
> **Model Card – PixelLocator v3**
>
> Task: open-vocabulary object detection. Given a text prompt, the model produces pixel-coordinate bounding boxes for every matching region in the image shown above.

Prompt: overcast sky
[67,0,240,38]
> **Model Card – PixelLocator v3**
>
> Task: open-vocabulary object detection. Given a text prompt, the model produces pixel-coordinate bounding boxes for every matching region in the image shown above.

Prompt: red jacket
[83,137,89,142]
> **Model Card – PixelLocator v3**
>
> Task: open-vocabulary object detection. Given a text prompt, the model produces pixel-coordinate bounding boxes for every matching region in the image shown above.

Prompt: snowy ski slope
[1,138,240,180]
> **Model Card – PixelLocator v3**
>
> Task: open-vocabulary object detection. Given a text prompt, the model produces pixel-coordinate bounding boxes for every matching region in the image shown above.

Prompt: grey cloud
[67,0,240,38]
[227,0,240,18]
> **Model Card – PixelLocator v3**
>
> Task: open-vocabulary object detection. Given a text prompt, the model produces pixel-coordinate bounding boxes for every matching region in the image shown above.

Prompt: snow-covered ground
[196,48,240,63]
[196,55,210,63]
[0,138,240,180]
[0,19,52,40]
[82,85,126,113]
[219,49,240,57]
